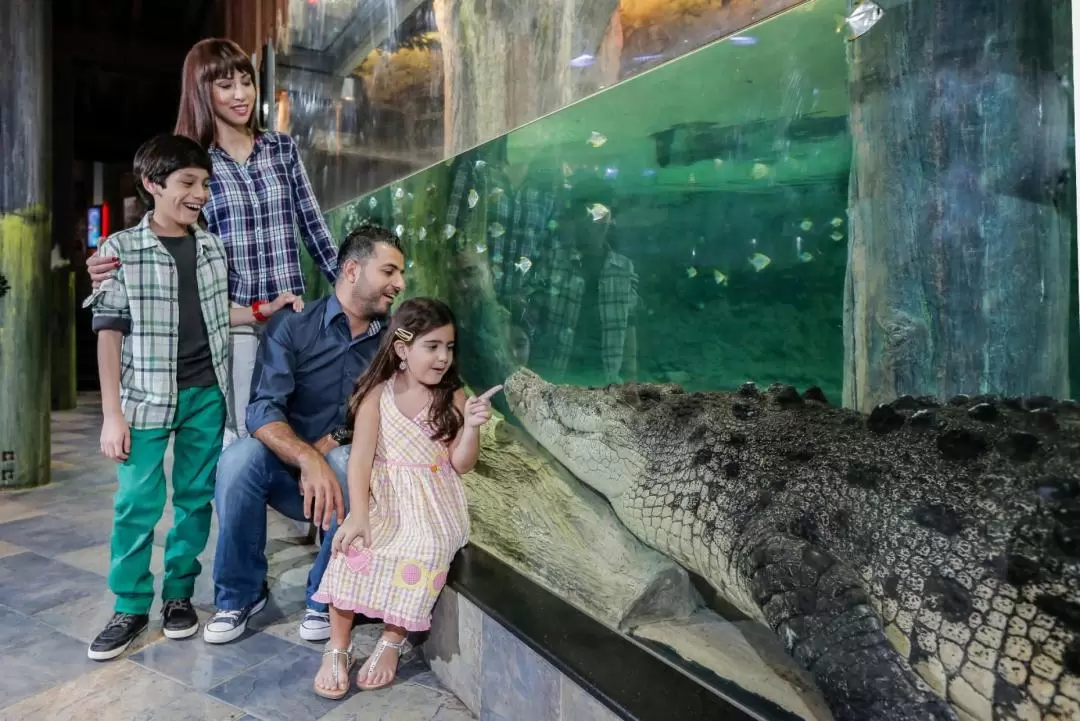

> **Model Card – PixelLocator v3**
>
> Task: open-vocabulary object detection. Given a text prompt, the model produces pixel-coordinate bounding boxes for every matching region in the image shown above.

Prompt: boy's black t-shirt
[159,234,218,390]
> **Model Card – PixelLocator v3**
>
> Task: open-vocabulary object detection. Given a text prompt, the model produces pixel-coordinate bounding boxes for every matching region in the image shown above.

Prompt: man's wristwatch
[330,426,352,445]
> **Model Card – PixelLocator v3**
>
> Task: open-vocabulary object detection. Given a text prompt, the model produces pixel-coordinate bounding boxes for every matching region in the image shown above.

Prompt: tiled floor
[0,394,475,721]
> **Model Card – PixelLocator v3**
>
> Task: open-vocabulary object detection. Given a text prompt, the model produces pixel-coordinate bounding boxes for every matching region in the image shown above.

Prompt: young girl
[311,298,500,699]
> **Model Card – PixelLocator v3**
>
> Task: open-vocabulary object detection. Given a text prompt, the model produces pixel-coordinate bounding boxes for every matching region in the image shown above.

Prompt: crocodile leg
[742,532,959,721]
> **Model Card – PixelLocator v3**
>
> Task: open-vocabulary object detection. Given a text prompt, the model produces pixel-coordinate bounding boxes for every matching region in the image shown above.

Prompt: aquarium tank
[283,0,1080,719]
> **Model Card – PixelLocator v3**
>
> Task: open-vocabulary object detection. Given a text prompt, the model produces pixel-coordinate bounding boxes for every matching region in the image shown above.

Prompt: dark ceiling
[55,0,223,162]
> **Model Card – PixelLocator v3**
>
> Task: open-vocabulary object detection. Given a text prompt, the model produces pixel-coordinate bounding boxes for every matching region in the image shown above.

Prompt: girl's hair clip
[394,328,415,342]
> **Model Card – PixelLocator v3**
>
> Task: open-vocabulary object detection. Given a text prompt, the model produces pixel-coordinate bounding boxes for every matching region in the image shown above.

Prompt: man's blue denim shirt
[245,294,385,444]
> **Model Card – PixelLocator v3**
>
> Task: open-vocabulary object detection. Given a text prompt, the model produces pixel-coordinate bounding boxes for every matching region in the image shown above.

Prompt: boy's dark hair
[337,223,404,272]
[133,134,213,208]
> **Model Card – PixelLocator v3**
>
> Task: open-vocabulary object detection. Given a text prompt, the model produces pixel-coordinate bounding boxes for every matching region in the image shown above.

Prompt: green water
[303,0,1077,406]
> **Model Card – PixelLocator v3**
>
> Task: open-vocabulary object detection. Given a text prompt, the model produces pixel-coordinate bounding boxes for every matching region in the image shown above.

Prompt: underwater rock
[462,415,699,630]
[505,368,1080,721]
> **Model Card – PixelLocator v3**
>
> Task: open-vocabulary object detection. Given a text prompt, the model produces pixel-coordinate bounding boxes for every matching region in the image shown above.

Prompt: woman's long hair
[347,298,464,443]
[174,38,261,149]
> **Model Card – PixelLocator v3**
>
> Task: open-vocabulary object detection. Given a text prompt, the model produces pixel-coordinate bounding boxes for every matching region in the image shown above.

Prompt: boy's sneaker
[203,593,267,644]
[298,610,331,642]
[87,612,149,661]
[162,598,199,639]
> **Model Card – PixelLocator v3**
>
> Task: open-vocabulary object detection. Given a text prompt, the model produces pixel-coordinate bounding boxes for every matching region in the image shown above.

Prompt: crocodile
[503,368,1080,721]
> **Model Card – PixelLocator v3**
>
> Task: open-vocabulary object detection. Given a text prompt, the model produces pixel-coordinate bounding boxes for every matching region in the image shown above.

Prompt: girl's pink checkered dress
[313,380,470,631]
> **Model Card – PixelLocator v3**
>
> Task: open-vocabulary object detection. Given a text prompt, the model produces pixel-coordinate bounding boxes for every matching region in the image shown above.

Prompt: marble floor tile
[0,512,112,555]
[317,681,462,721]
[130,629,297,691]
[0,499,44,524]
[432,698,478,721]
[0,540,27,558]
[208,644,348,721]
[0,659,247,721]
[0,551,103,613]
[0,605,97,710]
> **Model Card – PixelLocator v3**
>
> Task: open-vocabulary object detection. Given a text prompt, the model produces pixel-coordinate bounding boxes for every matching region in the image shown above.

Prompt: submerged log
[0,0,52,488]
[843,0,1072,412]
[465,417,700,630]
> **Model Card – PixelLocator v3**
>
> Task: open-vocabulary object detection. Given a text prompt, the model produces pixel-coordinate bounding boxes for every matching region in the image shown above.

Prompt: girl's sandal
[356,636,408,691]
[313,645,355,700]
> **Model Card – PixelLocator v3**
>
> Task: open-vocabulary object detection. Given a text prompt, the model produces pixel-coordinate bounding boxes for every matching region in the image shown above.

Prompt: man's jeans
[212,437,351,612]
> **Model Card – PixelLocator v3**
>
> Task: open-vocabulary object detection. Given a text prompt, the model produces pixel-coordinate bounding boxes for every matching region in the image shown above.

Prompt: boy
[83,134,300,660]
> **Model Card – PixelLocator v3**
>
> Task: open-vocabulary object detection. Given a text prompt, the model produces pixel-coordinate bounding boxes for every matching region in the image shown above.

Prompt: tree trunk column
[0,0,52,488]
[843,0,1072,412]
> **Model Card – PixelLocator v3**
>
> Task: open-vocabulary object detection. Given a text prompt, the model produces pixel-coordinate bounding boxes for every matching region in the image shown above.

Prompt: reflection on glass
[274,0,809,205]
[307,1,1079,719]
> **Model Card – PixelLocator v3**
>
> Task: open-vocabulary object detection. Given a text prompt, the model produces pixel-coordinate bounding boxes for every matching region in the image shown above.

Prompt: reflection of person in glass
[444,137,559,310]
[529,179,639,385]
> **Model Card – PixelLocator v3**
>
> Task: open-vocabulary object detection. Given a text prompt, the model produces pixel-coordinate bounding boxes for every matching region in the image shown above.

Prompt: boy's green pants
[109,386,226,615]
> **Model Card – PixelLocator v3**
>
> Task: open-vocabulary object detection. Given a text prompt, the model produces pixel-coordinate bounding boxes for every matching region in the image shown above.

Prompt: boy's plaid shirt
[82,213,231,430]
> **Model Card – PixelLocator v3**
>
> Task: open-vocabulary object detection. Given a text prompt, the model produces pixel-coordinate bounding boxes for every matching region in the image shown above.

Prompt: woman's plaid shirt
[82,214,231,429]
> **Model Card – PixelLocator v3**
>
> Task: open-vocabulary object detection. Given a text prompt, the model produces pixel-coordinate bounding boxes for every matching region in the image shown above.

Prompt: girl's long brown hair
[174,38,261,149]
[347,298,464,443]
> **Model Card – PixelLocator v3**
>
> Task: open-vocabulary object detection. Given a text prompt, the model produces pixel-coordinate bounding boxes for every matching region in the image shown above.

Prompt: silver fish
[841,1,884,40]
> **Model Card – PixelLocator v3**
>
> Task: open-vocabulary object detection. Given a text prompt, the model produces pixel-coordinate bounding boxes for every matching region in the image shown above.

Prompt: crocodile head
[504,368,669,503]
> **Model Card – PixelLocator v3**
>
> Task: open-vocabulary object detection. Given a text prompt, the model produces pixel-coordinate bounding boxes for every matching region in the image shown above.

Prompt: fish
[587,203,611,222]
[686,267,698,279]
[713,270,728,286]
[515,256,533,274]
[547,220,559,231]
[394,224,405,237]
[474,243,487,254]
[426,183,437,194]
[713,158,724,169]
[799,251,814,263]
[751,163,770,180]
[587,131,607,148]
[475,160,487,170]
[490,187,505,200]
[830,216,844,227]
[417,226,427,241]
[489,222,506,238]
[800,219,813,231]
[562,162,574,177]
[749,253,772,272]
[831,231,844,242]
[468,189,480,208]
[688,173,697,185]
[442,225,457,240]
[394,187,405,200]
[367,196,377,209]
[838,0,884,40]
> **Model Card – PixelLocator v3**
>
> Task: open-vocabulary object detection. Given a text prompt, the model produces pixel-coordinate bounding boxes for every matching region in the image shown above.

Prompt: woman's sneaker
[162,598,200,639]
[87,612,149,661]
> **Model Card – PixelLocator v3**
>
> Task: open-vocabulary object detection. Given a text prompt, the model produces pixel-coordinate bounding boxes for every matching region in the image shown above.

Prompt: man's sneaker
[87,612,149,661]
[299,609,331,642]
[203,595,267,644]
[162,598,199,640]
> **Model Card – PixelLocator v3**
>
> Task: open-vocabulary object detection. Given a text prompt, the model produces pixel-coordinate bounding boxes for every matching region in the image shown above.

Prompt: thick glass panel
[274,0,807,206]
[310,0,1079,718]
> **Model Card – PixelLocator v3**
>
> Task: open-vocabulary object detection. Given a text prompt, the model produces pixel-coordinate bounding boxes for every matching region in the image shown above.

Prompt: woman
[87,38,339,446]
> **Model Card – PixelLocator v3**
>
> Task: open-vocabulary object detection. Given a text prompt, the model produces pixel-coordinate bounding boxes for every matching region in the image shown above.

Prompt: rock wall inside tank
[297,1,1080,720]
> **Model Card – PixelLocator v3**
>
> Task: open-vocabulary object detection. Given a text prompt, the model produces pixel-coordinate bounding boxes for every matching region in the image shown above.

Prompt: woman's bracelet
[252,300,268,323]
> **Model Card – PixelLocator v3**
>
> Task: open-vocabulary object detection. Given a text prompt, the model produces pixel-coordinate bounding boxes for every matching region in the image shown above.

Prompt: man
[202,224,405,644]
